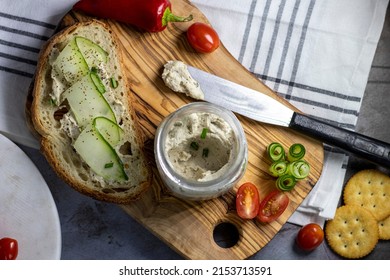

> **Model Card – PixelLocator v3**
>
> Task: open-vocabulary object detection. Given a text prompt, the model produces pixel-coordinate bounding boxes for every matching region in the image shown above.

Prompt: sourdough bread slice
[31,20,151,203]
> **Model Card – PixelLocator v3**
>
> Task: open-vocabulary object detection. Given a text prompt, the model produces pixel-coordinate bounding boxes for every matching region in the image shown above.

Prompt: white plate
[0,134,61,259]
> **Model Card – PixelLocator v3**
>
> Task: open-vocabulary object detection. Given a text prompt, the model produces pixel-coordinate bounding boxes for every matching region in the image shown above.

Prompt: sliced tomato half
[236,182,260,219]
[256,190,289,223]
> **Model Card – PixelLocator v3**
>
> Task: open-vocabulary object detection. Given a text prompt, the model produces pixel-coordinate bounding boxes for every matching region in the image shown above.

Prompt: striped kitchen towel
[0,0,388,225]
[192,0,388,226]
[0,0,77,148]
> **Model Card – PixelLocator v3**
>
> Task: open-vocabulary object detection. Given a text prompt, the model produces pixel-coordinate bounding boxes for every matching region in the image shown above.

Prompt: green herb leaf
[190,141,199,150]
[200,128,208,139]
[104,162,114,168]
[110,77,118,89]
[50,98,57,106]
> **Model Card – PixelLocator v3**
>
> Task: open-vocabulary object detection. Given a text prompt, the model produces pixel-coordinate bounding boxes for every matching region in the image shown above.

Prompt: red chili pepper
[73,0,193,32]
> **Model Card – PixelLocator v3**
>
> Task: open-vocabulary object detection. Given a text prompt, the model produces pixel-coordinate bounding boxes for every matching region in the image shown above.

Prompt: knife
[186,65,390,167]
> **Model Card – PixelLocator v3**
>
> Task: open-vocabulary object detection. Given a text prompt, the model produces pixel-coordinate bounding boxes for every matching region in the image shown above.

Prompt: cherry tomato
[0,237,18,260]
[296,223,324,251]
[236,182,260,219]
[256,190,289,223]
[186,22,220,53]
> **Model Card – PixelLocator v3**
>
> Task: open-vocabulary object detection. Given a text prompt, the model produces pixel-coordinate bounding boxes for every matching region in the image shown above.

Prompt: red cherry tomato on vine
[0,237,18,260]
[236,182,260,219]
[256,190,289,223]
[186,22,220,53]
[296,223,324,251]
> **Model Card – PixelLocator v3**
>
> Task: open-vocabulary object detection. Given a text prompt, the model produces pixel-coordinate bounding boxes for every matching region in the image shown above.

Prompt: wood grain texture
[56,0,324,259]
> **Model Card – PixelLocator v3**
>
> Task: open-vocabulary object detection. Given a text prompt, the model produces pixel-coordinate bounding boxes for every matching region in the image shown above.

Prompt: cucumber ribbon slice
[287,160,310,180]
[74,117,127,182]
[62,72,115,129]
[276,174,296,191]
[52,36,108,86]
[267,142,285,162]
[269,161,288,177]
[287,143,306,162]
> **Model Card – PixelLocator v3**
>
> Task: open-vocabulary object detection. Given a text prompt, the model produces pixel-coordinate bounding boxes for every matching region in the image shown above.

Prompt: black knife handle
[290,112,390,167]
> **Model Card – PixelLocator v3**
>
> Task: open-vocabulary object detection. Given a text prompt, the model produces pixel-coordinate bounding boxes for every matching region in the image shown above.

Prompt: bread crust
[31,20,151,204]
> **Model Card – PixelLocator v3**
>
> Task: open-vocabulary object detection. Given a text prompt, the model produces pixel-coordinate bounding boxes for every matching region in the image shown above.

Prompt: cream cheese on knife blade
[162,60,204,100]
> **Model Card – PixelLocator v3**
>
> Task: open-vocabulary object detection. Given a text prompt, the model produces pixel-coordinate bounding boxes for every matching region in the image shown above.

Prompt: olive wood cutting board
[37,0,324,259]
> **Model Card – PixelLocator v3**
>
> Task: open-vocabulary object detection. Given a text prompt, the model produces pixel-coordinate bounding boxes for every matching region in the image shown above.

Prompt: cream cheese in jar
[154,102,248,201]
[165,111,235,182]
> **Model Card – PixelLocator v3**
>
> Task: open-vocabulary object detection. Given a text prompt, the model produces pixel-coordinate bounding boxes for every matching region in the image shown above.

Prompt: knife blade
[187,65,390,167]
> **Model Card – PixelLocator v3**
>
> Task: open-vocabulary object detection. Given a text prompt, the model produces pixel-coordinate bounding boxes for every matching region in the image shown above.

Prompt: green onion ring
[287,160,310,180]
[267,142,285,162]
[269,161,288,177]
[276,174,297,191]
[287,143,306,162]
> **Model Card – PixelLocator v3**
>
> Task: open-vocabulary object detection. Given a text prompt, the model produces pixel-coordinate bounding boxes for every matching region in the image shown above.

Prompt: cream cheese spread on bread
[50,34,131,183]
[31,20,151,203]
[49,29,124,139]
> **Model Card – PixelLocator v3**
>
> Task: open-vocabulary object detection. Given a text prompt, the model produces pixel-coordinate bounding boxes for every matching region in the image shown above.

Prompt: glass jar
[154,102,248,200]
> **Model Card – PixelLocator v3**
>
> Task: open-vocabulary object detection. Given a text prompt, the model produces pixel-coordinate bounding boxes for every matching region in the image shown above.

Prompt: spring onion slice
[269,161,288,177]
[276,174,297,191]
[287,143,306,162]
[202,148,209,158]
[200,128,208,139]
[190,141,199,150]
[287,160,310,180]
[267,142,285,162]
[110,77,118,89]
